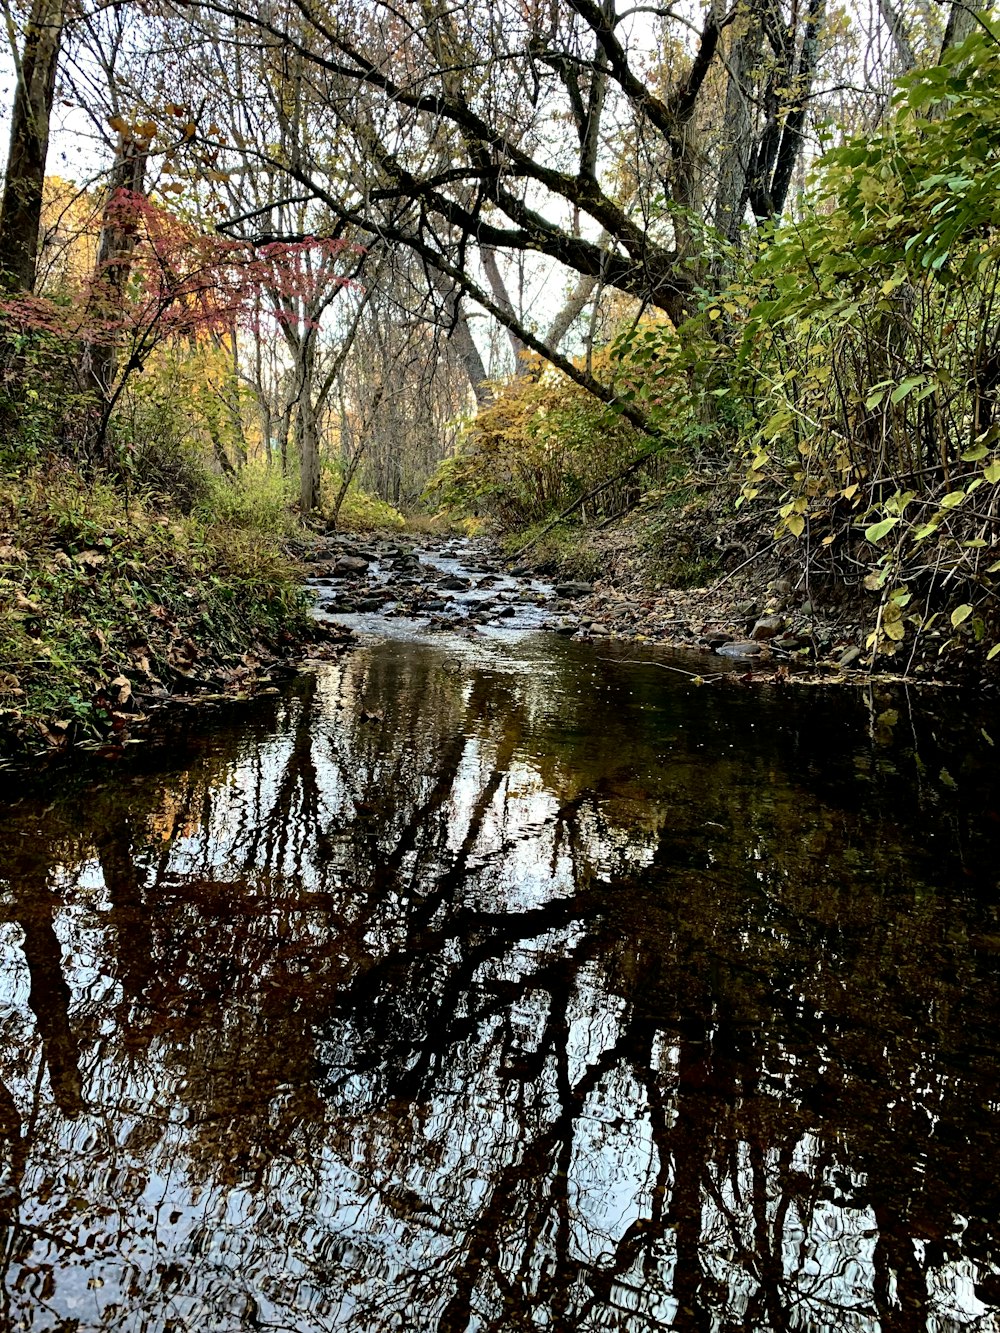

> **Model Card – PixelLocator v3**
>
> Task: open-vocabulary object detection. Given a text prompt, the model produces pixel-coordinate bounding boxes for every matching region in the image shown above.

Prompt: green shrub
[196,467,298,536]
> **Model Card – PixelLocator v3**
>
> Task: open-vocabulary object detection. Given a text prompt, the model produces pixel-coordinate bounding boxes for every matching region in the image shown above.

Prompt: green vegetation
[733,26,1000,664]
[0,465,310,756]
[434,23,1000,671]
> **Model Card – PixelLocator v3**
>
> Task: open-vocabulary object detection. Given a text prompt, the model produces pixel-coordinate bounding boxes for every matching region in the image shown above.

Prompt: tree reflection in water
[1,634,999,1332]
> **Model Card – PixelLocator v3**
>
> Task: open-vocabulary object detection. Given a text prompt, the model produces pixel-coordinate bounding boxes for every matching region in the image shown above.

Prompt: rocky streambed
[301,532,868,673]
[304,533,591,639]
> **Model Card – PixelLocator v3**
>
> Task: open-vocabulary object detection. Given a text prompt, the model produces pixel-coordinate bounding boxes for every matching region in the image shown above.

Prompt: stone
[497,605,516,618]
[554,621,578,635]
[438,575,470,591]
[589,622,610,635]
[838,645,862,669]
[554,581,593,599]
[333,555,370,576]
[716,640,763,658]
[751,614,784,640]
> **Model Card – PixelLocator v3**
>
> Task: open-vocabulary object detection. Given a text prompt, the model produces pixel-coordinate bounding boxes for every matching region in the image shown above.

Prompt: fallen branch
[507,446,671,562]
[598,655,727,682]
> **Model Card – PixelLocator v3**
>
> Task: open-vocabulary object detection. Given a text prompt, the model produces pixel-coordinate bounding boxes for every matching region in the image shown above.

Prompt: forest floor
[0,466,353,764]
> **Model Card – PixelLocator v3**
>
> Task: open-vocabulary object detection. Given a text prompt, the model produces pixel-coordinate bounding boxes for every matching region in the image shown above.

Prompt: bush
[196,466,298,536]
[333,486,406,531]
[732,23,1000,663]
[430,351,655,532]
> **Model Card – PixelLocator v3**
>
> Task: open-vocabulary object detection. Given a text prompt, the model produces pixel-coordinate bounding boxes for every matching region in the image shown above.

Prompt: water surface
[2,630,1000,1332]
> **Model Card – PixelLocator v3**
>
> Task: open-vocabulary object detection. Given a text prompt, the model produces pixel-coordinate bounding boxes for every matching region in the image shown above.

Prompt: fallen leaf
[108,674,133,706]
[73,549,106,570]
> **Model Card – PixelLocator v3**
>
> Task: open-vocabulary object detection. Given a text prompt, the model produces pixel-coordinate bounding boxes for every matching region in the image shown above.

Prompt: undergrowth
[0,464,310,756]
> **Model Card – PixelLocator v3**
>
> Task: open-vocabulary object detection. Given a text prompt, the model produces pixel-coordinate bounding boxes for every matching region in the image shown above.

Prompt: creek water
[2,582,1000,1331]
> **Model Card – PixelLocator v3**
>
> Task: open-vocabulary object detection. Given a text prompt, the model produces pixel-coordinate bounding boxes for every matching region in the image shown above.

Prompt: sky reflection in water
[1,632,1000,1332]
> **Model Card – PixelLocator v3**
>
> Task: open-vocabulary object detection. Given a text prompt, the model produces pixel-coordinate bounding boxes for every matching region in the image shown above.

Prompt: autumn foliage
[0,189,356,380]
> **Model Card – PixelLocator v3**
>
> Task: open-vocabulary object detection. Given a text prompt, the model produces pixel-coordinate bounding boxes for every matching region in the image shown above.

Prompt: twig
[598,655,727,681]
[694,539,778,599]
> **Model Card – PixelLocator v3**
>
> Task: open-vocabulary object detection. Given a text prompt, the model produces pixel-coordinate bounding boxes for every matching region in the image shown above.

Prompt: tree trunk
[545,272,598,352]
[0,0,66,294]
[296,340,321,513]
[79,136,148,410]
[429,266,492,405]
[481,247,528,370]
[940,0,978,56]
[713,19,761,244]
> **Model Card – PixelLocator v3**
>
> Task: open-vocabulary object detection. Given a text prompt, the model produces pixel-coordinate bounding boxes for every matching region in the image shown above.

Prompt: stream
[2,539,1000,1331]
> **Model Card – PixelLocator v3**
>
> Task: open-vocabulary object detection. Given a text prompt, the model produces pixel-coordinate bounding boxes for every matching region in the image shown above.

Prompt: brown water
[2,629,1000,1332]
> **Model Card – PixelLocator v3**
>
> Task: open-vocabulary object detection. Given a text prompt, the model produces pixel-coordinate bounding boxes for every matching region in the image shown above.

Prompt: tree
[0,0,67,293]
[164,0,835,425]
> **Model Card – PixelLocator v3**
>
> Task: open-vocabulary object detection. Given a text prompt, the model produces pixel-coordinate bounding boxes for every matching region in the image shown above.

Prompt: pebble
[751,614,784,640]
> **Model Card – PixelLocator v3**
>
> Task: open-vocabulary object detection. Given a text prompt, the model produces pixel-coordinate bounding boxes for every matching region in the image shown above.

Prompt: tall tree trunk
[544,272,598,352]
[79,135,148,417]
[877,0,916,72]
[296,338,321,512]
[429,266,491,405]
[713,18,762,245]
[940,0,978,56]
[481,247,528,370]
[0,0,65,293]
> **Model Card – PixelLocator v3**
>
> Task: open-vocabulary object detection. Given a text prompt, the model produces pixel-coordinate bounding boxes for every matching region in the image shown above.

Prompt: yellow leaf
[786,513,805,537]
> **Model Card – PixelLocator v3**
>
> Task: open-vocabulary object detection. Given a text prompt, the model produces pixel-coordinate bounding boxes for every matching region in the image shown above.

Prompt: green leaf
[865,517,899,543]
[890,376,926,404]
[951,603,973,627]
